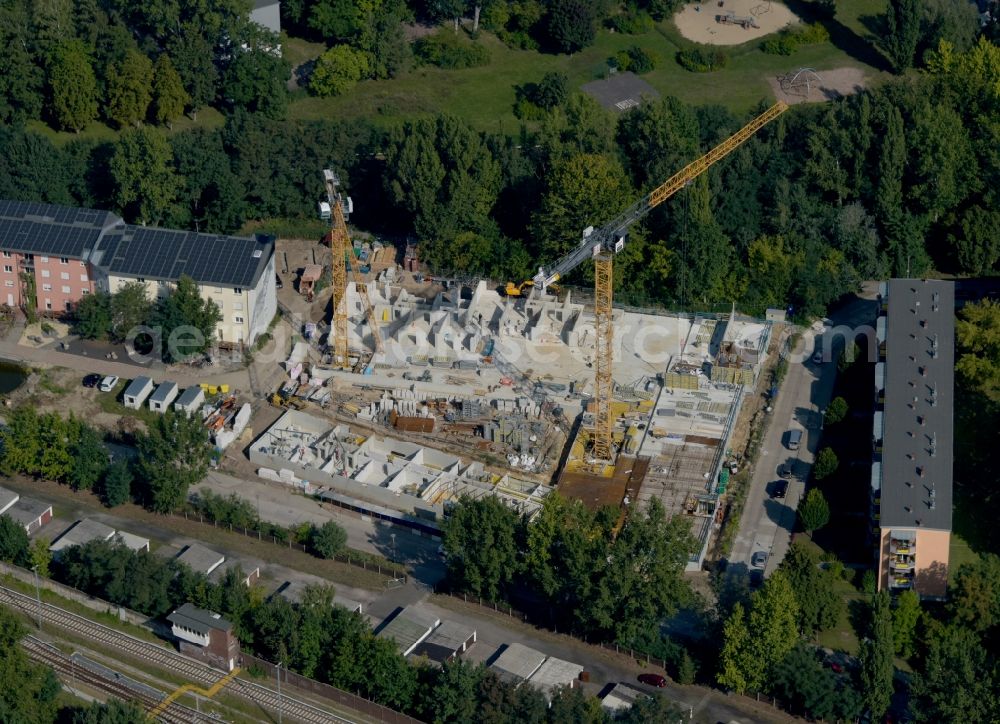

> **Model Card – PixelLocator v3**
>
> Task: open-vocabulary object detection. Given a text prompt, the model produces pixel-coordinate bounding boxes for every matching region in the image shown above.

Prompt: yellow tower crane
[322,169,383,369]
[509,101,788,462]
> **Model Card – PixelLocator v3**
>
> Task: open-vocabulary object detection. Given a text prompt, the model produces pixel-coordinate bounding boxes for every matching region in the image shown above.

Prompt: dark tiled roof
[95,225,273,289]
[880,279,954,531]
[167,603,232,635]
[0,200,119,258]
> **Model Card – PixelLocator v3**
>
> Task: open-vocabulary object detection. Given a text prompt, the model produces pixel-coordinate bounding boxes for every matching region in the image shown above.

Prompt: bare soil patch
[768,66,869,104]
[674,0,800,45]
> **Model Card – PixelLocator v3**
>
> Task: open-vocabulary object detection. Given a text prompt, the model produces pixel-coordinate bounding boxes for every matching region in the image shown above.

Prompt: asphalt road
[730,291,878,580]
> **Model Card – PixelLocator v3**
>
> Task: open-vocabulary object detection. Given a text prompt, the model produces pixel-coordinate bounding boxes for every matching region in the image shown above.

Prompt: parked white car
[98,375,119,392]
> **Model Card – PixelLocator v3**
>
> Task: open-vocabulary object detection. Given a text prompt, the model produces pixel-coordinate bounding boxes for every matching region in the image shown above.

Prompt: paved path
[731,292,878,579]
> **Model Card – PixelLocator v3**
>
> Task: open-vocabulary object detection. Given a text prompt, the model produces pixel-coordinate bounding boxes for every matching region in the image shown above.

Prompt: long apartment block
[871,279,954,599]
[0,200,276,347]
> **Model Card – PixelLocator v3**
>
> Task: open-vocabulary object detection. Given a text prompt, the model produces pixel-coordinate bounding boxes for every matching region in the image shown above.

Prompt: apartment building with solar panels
[0,201,276,347]
[871,279,954,599]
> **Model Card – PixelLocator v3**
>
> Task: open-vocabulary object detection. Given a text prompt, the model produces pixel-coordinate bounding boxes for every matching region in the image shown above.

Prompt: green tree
[545,0,599,53]
[221,24,291,119]
[533,72,569,110]
[813,447,839,481]
[910,624,999,722]
[533,152,631,261]
[310,45,371,97]
[952,206,1000,275]
[798,488,831,535]
[442,496,521,601]
[874,105,906,230]
[38,412,73,482]
[311,521,348,558]
[415,658,485,723]
[717,601,753,692]
[0,406,42,476]
[151,54,190,128]
[0,5,44,124]
[779,541,842,634]
[105,48,153,128]
[771,644,863,721]
[619,693,686,723]
[0,516,30,566]
[109,281,153,343]
[892,588,920,658]
[616,95,700,189]
[747,571,800,687]
[75,291,112,339]
[135,410,211,513]
[150,275,222,362]
[907,102,978,222]
[47,39,99,131]
[29,538,52,578]
[68,424,109,491]
[101,460,133,508]
[0,603,61,722]
[883,0,922,71]
[110,126,179,225]
[167,24,218,119]
[859,591,894,721]
[547,684,607,723]
[956,300,1000,403]
[71,697,149,723]
[308,0,364,41]
[825,396,848,424]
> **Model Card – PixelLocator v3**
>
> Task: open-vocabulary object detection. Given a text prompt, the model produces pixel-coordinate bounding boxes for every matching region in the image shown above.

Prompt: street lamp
[276,660,282,724]
[31,565,41,630]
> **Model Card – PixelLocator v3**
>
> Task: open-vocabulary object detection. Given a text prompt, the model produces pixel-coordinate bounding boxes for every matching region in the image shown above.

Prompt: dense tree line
[442,494,696,643]
[4,39,997,317]
[0,0,288,130]
[0,405,211,513]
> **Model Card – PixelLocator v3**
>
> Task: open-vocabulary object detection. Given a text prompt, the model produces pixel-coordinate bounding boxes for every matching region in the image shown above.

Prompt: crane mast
[515,101,789,462]
[322,169,383,369]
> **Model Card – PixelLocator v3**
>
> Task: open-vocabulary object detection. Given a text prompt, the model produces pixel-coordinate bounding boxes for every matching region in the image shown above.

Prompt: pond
[0,360,26,395]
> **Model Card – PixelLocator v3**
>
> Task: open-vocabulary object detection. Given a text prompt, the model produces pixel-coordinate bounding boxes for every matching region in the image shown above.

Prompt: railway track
[0,585,355,723]
[21,636,201,724]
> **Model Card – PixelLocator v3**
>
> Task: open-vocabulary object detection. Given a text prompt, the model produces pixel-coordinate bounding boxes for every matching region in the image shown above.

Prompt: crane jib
[528,101,788,290]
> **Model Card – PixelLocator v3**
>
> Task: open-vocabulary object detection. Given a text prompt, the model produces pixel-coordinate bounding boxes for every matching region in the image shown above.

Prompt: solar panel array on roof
[97,226,272,289]
[0,200,120,258]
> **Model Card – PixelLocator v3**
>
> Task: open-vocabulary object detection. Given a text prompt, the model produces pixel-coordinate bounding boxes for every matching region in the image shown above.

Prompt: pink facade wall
[0,252,95,313]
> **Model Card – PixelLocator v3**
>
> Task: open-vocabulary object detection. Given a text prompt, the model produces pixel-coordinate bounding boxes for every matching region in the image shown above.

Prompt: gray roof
[175,387,204,407]
[124,376,153,397]
[880,279,954,530]
[175,543,225,574]
[0,200,119,258]
[3,498,51,525]
[167,602,232,634]
[489,642,547,683]
[50,519,116,552]
[94,224,274,290]
[529,656,584,697]
[0,486,19,514]
[149,381,178,404]
[411,620,475,662]
[376,607,440,655]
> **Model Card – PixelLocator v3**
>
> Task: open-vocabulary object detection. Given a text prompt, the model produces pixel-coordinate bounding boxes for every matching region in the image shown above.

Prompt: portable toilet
[148,381,179,412]
[122,376,154,409]
[174,387,206,416]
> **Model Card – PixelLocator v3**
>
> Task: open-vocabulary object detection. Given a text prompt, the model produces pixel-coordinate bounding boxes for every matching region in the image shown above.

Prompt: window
[79,260,86,267]
[3,281,12,288]
[233,316,244,325]
[233,302,243,311]
[45,300,52,310]
[39,256,49,263]
[64,301,71,311]
[136,277,145,283]
[234,288,243,295]
[42,284,52,292]
[59,257,69,265]
[3,266,11,273]
[2,252,10,258]
[60,272,69,280]
[80,274,88,282]
[61,285,71,294]
[81,289,89,295]
[41,270,50,278]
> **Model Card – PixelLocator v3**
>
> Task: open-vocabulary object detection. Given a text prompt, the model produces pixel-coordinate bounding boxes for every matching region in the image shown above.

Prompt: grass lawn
[290,1,893,133]
[815,576,865,656]
[949,532,979,581]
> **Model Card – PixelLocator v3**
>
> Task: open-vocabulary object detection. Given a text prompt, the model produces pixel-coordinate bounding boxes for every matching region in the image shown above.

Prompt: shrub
[676,47,729,72]
[761,22,830,55]
[611,46,658,73]
[311,521,348,559]
[310,45,371,97]
[813,447,839,480]
[761,36,797,55]
[825,396,849,424]
[607,9,654,34]
[414,31,491,69]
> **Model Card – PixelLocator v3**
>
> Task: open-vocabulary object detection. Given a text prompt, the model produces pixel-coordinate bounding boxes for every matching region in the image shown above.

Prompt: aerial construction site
[254,104,787,568]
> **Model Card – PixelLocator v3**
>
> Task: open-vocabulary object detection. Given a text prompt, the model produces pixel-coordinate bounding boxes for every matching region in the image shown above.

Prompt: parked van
[787,429,803,450]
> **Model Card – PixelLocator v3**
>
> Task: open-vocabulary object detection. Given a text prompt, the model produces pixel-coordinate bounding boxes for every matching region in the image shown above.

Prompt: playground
[674,0,801,45]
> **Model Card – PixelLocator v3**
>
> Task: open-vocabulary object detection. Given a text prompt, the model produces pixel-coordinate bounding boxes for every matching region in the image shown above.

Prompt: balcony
[890,542,913,555]
[889,576,914,590]
[890,557,914,571]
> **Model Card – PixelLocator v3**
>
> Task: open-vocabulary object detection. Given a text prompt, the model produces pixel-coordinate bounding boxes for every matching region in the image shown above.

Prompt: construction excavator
[506,101,789,462]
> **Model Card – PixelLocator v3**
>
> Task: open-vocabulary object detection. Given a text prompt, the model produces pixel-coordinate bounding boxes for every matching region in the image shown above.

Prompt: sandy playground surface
[768,66,869,105]
[674,0,800,45]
